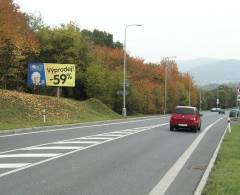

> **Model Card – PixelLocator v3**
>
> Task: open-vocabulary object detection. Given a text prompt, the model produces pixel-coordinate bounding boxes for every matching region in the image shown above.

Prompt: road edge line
[194,125,228,195]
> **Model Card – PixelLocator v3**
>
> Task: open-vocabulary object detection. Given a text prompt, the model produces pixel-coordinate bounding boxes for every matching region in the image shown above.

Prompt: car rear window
[175,107,195,114]
[230,110,239,117]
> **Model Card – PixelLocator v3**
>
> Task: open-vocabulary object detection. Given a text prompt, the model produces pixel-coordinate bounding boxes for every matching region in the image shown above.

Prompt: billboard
[44,63,75,87]
[27,63,46,87]
[27,63,75,87]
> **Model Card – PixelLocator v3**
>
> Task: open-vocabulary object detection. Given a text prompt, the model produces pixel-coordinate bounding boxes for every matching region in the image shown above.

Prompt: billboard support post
[57,87,60,98]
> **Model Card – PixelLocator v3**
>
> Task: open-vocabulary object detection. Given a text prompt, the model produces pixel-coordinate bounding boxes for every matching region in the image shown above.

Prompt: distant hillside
[177,58,218,72]
[0,90,120,130]
[189,59,240,85]
[201,83,238,91]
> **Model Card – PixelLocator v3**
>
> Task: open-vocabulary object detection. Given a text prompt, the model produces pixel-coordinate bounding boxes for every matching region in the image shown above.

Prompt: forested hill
[0,0,199,115]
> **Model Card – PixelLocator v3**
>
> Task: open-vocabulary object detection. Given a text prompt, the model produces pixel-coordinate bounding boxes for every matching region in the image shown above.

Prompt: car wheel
[193,127,198,133]
[198,124,201,130]
[170,126,174,131]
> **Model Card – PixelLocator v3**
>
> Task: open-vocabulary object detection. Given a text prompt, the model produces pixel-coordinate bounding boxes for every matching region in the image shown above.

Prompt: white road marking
[120,130,137,133]
[148,117,224,195]
[0,124,167,156]
[91,134,121,137]
[56,141,100,144]
[76,137,112,140]
[121,129,140,132]
[106,132,130,135]
[0,163,31,169]
[0,116,168,138]
[0,123,168,178]
[0,153,60,158]
[105,133,129,136]
[100,134,121,137]
[22,146,83,150]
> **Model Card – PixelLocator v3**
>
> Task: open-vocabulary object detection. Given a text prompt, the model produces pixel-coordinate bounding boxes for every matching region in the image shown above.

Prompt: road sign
[216,98,219,105]
[117,90,129,96]
[120,80,130,87]
[237,95,240,101]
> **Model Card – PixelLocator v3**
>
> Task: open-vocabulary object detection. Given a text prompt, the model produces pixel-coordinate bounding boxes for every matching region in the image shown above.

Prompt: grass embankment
[0,90,121,130]
[203,124,240,195]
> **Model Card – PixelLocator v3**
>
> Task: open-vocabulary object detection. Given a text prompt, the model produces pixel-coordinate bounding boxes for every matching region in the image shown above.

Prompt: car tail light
[190,117,196,121]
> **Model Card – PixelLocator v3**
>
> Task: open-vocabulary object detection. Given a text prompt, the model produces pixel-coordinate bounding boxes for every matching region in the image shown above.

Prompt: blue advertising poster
[27,63,46,87]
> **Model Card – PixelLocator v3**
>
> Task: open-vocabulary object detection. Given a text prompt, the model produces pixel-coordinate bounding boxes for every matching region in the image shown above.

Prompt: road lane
[164,115,228,195]
[0,123,168,178]
[0,112,227,195]
[0,116,169,153]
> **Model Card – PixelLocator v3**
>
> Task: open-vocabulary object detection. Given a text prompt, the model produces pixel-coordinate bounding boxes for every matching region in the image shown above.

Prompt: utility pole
[188,73,191,106]
[161,56,176,114]
[216,86,219,108]
[164,62,167,115]
[199,88,202,111]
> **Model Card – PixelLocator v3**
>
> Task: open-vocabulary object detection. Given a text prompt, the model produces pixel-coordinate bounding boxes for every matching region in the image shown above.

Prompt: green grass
[0,90,122,130]
[203,124,240,195]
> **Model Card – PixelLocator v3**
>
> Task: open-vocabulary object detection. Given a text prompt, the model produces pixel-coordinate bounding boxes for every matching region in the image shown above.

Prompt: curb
[194,125,229,195]
[0,115,169,135]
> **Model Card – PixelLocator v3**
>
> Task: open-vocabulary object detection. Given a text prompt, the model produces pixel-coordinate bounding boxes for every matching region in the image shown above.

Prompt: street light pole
[122,24,142,117]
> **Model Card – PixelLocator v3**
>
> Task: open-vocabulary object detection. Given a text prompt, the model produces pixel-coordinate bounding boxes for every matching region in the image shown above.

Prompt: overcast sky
[16,0,240,63]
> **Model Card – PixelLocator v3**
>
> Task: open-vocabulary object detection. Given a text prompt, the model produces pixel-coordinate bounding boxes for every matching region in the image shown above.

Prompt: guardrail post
[43,109,46,123]
[227,117,231,133]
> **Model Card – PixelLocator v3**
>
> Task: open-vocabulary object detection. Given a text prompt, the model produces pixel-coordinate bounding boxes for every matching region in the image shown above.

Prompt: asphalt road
[0,112,228,195]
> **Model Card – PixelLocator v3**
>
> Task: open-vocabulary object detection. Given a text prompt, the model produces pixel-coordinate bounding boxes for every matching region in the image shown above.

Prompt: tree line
[1,0,235,114]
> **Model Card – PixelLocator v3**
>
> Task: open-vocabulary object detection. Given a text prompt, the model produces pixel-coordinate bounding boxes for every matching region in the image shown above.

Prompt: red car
[170,106,202,132]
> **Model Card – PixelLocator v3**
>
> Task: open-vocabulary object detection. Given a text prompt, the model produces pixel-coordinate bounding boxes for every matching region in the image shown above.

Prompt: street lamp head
[126,24,142,28]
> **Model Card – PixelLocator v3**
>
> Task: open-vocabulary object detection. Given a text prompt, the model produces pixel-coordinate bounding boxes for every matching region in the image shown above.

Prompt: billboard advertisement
[44,63,75,87]
[27,63,46,87]
[27,63,75,87]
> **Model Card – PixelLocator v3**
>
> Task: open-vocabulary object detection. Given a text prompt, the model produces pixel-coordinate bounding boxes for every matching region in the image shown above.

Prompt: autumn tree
[33,22,93,98]
[0,0,39,89]
[0,2,200,115]
[82,29,123,49]
[201,85,236,110]
[84,63,122,108]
